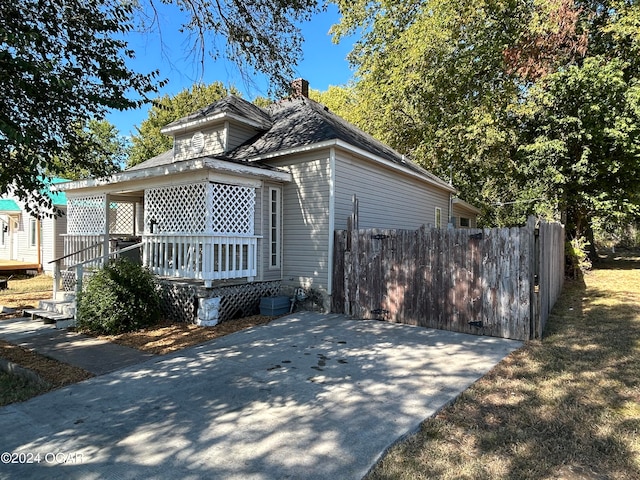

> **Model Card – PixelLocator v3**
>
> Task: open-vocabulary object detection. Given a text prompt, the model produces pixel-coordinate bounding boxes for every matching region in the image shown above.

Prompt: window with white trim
[29,218,37,247]
[269,187,281,268]
[1,221,6,246]
[435,207,442,228]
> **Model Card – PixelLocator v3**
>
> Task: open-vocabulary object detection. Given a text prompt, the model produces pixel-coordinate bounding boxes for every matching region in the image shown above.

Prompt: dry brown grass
[366,253,640,480]
[0,274,52,311]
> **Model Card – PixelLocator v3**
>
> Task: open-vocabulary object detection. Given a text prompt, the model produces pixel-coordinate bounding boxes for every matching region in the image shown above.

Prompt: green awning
[0,199,20,212]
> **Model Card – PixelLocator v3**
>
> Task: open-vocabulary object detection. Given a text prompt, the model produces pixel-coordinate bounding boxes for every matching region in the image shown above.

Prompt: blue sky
[107,3,356,138]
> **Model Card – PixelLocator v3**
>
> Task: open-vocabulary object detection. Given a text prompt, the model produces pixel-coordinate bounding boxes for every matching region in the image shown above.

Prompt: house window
[435,207,442,228]
[1,221,6,247]
[269,187,281,268]
[460,217,470,227]
[29,218,37,247]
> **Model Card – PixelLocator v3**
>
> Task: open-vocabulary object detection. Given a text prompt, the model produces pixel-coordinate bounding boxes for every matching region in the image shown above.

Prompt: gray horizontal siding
[334,151,451,230]
[266,151,332,294]
[227,122,260,152]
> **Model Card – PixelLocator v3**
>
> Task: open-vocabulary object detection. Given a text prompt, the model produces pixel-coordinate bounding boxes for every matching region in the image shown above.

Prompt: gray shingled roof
[226,97,451,188]
[127,149,174,171]
[162,95,272,131]
[129,95,451,190]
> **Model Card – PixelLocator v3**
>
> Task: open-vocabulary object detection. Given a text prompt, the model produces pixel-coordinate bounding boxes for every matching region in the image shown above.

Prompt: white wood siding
[16,215,36,263]
[334,151,451,230]
[40,208,67,273]
[267,151,332,294]
[173,125,226,161]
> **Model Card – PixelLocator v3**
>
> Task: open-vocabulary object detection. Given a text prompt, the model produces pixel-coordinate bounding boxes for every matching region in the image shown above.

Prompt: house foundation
[156,279,281,323]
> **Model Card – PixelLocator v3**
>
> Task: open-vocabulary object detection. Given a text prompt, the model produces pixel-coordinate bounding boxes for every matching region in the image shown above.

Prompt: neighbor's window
[29,218,37,247]
[269,187,281,268]
[435,207,442,228]
[460,217,470,227]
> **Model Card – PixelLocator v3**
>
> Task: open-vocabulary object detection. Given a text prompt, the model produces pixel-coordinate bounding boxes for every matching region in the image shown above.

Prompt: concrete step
[39,299,76,317]
[23,309,75,329]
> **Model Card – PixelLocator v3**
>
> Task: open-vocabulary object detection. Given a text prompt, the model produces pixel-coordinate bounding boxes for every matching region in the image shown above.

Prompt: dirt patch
[92,315,278,355]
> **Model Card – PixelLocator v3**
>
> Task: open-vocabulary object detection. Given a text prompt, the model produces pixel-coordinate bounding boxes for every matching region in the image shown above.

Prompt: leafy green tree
[2,0,320,212]
[332,0,522,217]
[128,82,239,166]
[309,85,360,125]
[330,0,640,243]
[51,119,128,180]
[1,0,159,214]
[514,56,640,252]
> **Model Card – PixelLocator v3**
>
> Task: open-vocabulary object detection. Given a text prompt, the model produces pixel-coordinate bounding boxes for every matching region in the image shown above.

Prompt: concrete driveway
[0,312,521,479]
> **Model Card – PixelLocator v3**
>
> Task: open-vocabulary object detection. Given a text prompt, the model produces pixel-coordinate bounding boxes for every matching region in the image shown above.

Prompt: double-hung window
[269,187,281,268]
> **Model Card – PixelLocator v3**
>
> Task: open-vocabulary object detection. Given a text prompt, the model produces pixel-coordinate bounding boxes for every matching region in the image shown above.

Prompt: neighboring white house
[55,79,478,311]
[0,178,67,274]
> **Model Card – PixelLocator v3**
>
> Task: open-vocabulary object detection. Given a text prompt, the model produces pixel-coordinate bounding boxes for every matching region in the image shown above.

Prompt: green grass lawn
[366,254,640,480]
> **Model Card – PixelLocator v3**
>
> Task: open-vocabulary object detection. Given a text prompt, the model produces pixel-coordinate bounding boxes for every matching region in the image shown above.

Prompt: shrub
[76,259,161,335]
[565,236,592,279]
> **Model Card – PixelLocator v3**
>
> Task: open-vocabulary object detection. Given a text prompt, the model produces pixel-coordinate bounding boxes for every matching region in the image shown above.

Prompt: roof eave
[55,158,291,192]
[245,139,456,193]
[160,112,271,135]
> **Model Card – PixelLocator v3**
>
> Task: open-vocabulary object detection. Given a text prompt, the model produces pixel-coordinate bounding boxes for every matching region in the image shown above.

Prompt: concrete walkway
[0,317,155,375]
[0,312,522,479]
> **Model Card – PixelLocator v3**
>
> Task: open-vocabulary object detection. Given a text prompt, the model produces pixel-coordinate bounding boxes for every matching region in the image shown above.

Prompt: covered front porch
[54,158,291,295]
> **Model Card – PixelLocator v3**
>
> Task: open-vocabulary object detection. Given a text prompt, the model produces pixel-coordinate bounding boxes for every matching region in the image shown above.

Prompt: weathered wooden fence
[332,216,564,341]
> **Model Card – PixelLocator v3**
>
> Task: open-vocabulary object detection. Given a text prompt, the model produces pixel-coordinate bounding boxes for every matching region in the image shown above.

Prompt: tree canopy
[1,0,159,214]
[1,0,319,213]
[329,0,640,248]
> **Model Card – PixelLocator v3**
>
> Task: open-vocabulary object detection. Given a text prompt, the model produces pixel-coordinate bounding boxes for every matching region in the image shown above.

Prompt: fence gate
[333,216,564,341]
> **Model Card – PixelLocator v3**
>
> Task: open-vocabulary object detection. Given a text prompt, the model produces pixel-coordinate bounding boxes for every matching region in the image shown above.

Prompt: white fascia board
[56,158,291,192]
[246,139,456,193]
[160,113,226,135]
[160,112,269,135]
[54,159,209,191]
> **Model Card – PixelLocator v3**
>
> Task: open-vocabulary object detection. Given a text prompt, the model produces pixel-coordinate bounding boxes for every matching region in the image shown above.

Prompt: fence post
[527,216,540,339]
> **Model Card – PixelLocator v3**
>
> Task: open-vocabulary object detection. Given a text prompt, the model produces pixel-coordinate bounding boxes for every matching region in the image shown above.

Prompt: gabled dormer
[160,95,272,162]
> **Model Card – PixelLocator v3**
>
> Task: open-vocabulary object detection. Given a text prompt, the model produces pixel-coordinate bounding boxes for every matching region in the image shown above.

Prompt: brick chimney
[291,78,309,98]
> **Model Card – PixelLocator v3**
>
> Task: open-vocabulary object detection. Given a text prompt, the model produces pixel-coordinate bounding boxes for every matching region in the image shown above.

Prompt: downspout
[327,148,336,299]
[449,193,454,227]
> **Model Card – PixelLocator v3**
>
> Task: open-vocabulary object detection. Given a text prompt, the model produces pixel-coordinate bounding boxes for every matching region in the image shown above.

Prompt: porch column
[104,194,110,264]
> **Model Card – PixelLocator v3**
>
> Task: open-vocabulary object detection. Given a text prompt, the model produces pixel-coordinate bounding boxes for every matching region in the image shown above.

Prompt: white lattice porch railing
[143,234,258,286]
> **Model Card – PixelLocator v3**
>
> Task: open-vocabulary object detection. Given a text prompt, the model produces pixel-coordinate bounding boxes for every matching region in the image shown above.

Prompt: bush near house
[76,259,161,335]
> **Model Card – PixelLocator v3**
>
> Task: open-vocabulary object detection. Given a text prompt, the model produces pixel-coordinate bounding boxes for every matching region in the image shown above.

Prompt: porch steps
[23,294,76,329]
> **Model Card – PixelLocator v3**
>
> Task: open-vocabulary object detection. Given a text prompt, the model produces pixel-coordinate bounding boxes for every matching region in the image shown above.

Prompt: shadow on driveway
[0,312,521,479]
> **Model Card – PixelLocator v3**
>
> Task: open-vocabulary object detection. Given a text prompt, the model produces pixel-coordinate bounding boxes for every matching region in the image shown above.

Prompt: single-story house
[55,79,478,315]
[0,178,67,274]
